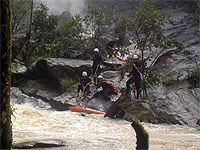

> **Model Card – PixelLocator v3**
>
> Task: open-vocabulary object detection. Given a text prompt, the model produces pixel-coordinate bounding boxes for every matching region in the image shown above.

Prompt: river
[12,104,200,150]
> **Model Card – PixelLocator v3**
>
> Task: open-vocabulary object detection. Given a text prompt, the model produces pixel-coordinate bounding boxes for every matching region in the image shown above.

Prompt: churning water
[12,104,200,150]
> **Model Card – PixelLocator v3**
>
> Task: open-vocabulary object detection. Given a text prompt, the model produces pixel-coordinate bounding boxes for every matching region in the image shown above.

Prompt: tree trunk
[0,0,13,149]
[22,0,33,62]
[198,1,200,38]
[131,119,149,150]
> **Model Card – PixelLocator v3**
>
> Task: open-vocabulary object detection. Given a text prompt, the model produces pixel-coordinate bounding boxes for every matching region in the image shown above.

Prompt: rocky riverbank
[11,1,200,129]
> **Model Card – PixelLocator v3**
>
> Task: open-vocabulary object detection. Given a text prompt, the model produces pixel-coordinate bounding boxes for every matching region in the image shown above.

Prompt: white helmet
[94,48,99,53]
[82,71,87,77]
[133,54,139,59]
[97,75,103,79]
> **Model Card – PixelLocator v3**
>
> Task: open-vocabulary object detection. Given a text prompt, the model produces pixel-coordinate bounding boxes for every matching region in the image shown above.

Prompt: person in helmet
[76,71,91,98]
[126,54,141,100]
[91,48,102,82]
[88,75,118,101]
[106,38,119,58]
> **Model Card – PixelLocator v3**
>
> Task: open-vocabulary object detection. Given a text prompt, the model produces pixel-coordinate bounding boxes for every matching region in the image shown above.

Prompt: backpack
[102,81,118,95]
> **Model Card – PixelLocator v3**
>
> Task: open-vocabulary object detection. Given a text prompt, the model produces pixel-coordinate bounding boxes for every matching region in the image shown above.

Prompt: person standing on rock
[88,75,118,101]
[76,71,91,99]
[126,55,141,100]
[91,48,102,83]
[106,38,119,58]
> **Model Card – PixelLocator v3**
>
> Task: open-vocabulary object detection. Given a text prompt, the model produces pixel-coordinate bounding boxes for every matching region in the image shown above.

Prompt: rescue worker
[88,75,118,101]
[76,71,91,98]
[91,48,102,82]
[106,38,118,58]
[126,55,141,100]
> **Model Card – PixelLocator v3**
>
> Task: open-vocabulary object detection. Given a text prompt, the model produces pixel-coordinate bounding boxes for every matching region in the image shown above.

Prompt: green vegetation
[114,0,181,96]
[60,77,78,92]
[183,50,193,55]
[11,0,32,32]
[162,73,177,86]
[186,64,200,88]
[12,1,117,62]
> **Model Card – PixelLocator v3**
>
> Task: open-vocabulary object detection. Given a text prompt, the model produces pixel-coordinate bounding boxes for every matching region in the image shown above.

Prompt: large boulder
[24,58,92,91]
[11,87,71,111]
[10,87,51,110]
[14,58,123,93]
[106,82,200,128]
[11,60,27,86]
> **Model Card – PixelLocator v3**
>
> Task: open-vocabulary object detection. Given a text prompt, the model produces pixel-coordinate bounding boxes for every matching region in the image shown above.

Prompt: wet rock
[85,97,111,112]
[24,58,92,91]
[19,79,61,100]
[106,83,200,127]
[15,139,69,149]
[131,119,149,150]
[104,98,125,119]
[69,49,84,59]
[35,58,92,79]
[58,11,71,27]
[11,60,27,86]
[11,87,71,111]
[102,60,123,71]
[197,119,200,126]
[101,71,119,79]
[57,92,113,112]
[10,87,51,110]
[11,60,27,74]
[152,44,200,81]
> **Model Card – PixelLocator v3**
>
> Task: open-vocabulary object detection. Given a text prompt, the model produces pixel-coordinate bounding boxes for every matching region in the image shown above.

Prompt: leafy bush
[60,77,78,92]
[183,50,193,55]
[187,64,200,88]
[162,73,176,86]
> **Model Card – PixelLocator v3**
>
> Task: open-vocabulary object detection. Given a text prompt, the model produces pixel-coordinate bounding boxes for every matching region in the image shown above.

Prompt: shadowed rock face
[15,140,69,149]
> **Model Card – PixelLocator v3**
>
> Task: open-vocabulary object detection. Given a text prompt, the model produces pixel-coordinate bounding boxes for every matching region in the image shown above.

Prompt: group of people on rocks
[75,47,142,102]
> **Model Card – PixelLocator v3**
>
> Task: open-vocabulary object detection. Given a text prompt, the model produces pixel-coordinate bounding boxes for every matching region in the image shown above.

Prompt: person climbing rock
[88,75,118,101]
[91,48,102,82]
[126,54,141,100]
[106,38,119,58]
[76,71,91,98]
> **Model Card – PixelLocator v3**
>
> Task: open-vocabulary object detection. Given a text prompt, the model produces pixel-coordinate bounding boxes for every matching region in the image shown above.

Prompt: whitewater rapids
[12,104,200,150]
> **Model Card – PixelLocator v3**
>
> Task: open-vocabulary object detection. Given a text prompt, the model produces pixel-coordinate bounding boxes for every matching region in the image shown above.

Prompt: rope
[116,56,155,90]
[94,64,100,84]
[74,82,91,107]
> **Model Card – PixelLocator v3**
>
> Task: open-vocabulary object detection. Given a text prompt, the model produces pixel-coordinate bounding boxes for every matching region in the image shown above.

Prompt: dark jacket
[80,77,91,87]
[97,81,112,91]
[130,62,141,79]
[106,41,116,49]
[92,54,102,68]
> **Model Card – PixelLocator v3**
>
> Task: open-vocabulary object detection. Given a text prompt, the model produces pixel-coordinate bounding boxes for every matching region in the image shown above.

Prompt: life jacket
[102,81,118,95]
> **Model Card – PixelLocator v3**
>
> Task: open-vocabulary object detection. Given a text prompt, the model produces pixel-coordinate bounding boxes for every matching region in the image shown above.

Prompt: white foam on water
[12,104,200,150]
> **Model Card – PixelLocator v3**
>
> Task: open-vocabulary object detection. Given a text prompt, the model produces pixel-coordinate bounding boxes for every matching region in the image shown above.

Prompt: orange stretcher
[68,106,106,115]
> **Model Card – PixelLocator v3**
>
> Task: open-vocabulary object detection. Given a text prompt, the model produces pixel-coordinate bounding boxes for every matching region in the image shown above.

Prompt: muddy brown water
[12,104,200,150]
